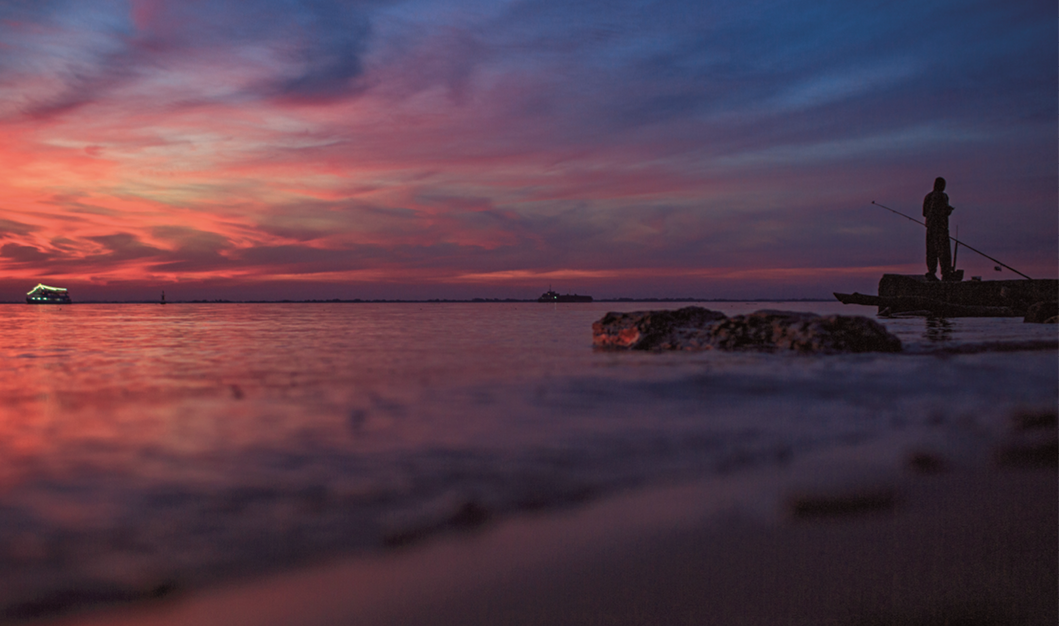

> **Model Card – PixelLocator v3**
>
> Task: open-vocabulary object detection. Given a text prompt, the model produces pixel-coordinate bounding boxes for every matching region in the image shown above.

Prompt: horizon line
[1,297,836,305]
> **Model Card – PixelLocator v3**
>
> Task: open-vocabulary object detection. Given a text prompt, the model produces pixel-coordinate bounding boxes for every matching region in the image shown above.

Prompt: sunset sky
[1,0,1055,301]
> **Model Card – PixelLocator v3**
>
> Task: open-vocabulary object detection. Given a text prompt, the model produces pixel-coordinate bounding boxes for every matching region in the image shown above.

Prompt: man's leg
[926,230,939,278]
[938,230,952,278]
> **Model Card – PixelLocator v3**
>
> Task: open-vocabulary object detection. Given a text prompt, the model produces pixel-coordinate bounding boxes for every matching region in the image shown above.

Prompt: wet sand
[42,443,1057,626]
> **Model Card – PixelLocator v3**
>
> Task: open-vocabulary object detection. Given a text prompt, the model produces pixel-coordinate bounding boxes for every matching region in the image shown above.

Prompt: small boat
[835,274,1057,318]
[848,204,1057,318]
[160,291,167,305]
[537,289,593,303]
[26,283,72,305]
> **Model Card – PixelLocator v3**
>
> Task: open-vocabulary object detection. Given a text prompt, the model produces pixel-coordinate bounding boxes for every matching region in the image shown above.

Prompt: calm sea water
[0,302,1056,615]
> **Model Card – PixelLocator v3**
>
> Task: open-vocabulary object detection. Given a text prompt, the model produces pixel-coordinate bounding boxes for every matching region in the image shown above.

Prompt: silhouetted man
[923,177,954,281]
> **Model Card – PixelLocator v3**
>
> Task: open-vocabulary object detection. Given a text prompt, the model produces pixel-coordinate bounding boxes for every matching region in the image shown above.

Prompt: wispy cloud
[0,0,1054,299]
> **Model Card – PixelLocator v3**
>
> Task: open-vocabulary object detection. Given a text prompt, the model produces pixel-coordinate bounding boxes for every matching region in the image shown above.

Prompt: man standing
[923,177,954,281]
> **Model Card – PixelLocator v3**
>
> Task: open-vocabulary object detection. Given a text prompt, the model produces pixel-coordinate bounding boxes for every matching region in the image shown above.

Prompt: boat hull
[878,274,1056,310]
[835,274,1057,317]
[537,290,593,303]
[538,295,593,303]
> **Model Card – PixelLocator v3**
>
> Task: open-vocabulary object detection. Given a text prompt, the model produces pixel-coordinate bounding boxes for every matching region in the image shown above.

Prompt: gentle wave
[0,303,1055,619]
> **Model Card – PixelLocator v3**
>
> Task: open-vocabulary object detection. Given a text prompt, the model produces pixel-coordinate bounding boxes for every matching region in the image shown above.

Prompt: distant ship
[537,289,593,303]
[26,283,72,304]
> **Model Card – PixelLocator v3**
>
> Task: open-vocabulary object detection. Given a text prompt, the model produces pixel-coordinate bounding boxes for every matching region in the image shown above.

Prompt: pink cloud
[0,0,1054,301]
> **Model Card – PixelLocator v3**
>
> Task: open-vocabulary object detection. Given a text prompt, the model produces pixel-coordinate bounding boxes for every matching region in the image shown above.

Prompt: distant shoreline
[0,298,834,305]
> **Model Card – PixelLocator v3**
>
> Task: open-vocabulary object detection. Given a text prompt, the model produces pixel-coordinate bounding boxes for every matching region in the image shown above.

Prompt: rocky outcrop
[592,307,902,354]
[709,310,903,353]
[591,307,728,350]
[1023,301,1058,324]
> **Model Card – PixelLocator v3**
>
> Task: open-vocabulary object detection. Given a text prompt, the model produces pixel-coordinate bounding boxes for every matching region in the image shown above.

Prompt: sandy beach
[40,427,1057,626]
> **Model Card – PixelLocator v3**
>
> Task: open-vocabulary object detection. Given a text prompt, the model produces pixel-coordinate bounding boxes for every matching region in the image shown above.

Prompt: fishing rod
[953,227,961,269]
[870,201,1032,280]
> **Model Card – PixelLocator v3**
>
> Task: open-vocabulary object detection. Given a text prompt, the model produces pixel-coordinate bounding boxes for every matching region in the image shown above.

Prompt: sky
[0,0,1055,301]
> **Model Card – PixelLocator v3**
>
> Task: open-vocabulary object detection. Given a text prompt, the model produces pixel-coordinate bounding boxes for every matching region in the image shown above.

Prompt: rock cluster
[591,307,728,350]
[592,307,902,354]
[1023,301,1058,324]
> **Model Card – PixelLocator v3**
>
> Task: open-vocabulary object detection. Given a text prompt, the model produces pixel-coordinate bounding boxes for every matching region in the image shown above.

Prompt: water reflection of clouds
[0,302,1054,619]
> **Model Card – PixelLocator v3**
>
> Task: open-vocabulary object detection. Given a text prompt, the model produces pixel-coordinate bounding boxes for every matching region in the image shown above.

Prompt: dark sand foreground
[40,440,1057,626]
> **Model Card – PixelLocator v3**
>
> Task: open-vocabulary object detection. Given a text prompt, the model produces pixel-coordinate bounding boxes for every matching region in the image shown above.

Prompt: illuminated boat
[537,289,592,303]
[26,284,72,305]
